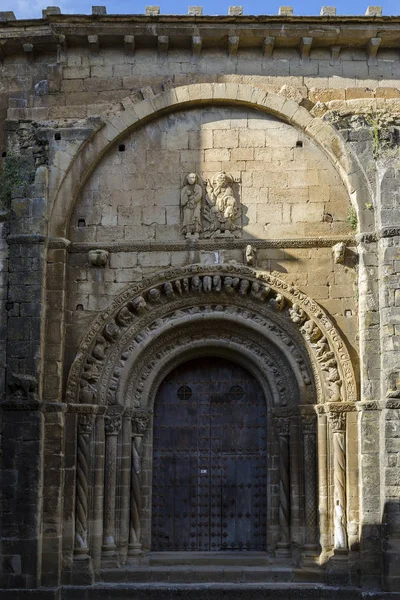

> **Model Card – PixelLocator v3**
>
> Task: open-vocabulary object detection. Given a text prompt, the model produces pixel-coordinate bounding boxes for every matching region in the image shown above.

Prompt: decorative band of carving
[1,400,43,411]
[355,232,377,244]
[68,403,100,415]
[385,398,400,410]
[66,265,357,409]
[356,400,384,411]
[7,234,71,248]
[380,227,400,239]
[69,236,354,253]
[327,401,356,430]
[301,414,317,433]
[43,402,68,413]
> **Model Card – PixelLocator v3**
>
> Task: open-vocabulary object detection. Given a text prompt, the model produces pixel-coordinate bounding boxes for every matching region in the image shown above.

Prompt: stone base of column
[326,548,350,585]
[71,554,94,585]
[275,541,291,557]
[128,542,143,556]
[301,543,320,567]
[101,545,119,568]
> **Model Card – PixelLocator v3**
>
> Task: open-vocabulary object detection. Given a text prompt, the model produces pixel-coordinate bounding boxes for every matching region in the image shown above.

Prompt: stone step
[148,551,272,566]
[61,583,375,600]
[100,565,325,584]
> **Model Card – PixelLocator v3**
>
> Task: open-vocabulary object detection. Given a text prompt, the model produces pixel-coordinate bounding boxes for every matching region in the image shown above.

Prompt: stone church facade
[0,5,400,598]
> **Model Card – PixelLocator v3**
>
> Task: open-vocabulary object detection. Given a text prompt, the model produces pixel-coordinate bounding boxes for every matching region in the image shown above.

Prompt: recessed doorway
[152,357,267,551]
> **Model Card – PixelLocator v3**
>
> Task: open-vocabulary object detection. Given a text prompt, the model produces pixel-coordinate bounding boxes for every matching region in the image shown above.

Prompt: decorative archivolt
[65,264,357,408]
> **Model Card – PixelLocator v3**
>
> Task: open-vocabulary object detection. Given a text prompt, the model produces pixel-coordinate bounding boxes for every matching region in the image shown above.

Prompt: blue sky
[8,0,400,20]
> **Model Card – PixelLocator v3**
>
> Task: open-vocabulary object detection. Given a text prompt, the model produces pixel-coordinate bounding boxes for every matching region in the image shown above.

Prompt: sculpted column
[128,410,151,557]
[300,410,319,564]
[327,404,350,584]
[101,406,123,566]
[274,415,291,556]
[71,405,97,585]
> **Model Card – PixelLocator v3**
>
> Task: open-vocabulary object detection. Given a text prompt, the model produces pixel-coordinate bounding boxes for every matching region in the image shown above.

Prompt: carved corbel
[23,43,35,61]
[124,35,135,53]
[228,35,239,56]
[192,35,202,55]
[88,35,100,52]
[88,249,109,267]
[368,37,381,61]
[300,37,313,60]
[263,36,275,58]
[332,242,346,264]
[0,40,7,62]
[330,45,341,63]
[158,35,169,54]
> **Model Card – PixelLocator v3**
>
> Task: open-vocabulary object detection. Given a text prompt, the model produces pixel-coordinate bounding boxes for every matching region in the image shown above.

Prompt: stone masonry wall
[1,10,400,595]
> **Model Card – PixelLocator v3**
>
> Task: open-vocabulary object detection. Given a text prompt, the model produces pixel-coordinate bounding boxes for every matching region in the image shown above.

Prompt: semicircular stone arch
[66,264,357,411]
[50,83,374,238]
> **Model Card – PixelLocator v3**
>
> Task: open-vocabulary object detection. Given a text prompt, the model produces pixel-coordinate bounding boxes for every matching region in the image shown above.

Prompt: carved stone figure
[88,249,109,268]
[103,321,120,343]
[289,303,306,325]
[191,275,202,293]
[182,278,190,294]
[323,364,342,402]
[334,500,347,549]
[332,242,346,264]
[239,279,250,296]
[213,275,222,292]
[270,293,285,312]
[180,172,203,238]
[300,319,321,343]
[163,282,175,299]
[245,244,257,266]
[148,288,161,304]
[204,171,241,238]
[130,296,147,314]
[7,372,39,400]
[203,275,212,293]
[312,335,331,360]
[174,280,183,295]
[116,306,135,327]
[92,336,108,361]
[223,276,239,294]
[250,281,270,301]
[386,371,400,397]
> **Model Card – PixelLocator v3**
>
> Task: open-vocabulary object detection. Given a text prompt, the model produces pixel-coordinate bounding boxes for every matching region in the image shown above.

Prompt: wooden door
[151,357,267,551]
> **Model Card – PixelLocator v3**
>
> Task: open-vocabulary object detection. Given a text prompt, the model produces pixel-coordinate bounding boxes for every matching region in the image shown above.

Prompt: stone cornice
[1,16,400,57]
[69,236,354,253]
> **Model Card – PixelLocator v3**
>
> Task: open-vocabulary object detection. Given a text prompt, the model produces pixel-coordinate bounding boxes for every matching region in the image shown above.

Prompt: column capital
[104,406,123,435]
[132,409,152,436]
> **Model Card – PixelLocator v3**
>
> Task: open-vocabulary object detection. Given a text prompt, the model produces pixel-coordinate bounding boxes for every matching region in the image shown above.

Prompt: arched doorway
[151,357,268,552]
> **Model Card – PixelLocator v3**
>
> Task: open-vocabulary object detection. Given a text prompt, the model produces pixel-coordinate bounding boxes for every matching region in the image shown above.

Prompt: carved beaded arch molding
[49,82,374,238]
[66,265,357,411]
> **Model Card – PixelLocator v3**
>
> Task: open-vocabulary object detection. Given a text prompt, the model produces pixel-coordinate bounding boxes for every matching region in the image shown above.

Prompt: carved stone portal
[180,172,242,239]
